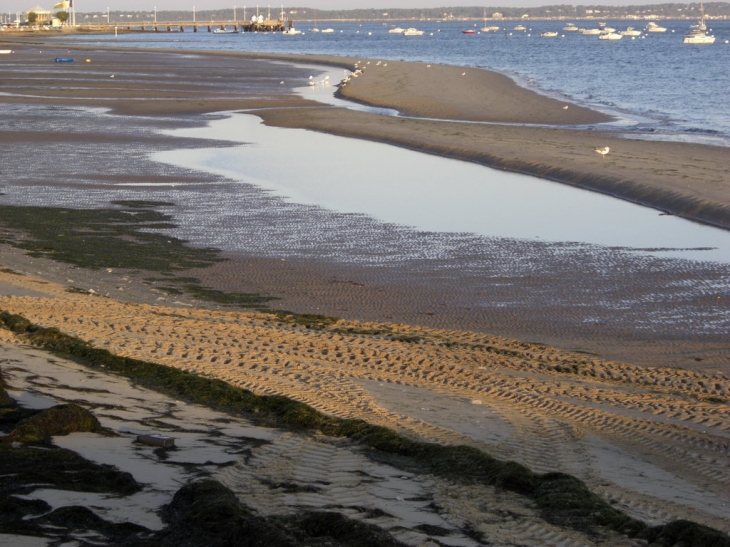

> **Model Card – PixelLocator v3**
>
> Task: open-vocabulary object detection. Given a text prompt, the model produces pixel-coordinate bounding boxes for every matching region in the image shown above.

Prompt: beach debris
[136,433,175,448]
[594,146,610,159]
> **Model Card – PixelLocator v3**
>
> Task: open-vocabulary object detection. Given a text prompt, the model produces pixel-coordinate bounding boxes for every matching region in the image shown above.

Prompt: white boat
[213,28,237,34]
[580,28,602,35]
[684,29,715,44]
[389,27,405,34]
[514,24,527,31]
[563,23,579,32]
[684,4,715,44]
[479,8,499,33]
[310,27,320,32]
[321,28,334,33]
[620,26,642,36]
[540,31,558,37]
[645,21,667,33]
[598,32,623,40]
[403,27,424,36]
[283,27,302,35]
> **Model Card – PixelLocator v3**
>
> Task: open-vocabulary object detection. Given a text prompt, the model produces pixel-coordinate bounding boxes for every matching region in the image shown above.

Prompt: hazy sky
[10,1,680,13]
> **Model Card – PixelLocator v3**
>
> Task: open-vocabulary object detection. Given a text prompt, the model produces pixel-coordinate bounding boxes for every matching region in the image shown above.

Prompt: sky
[8,1,682,13]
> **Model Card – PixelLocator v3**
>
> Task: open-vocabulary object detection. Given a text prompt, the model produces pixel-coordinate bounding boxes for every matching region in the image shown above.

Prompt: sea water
[59,19,730,145]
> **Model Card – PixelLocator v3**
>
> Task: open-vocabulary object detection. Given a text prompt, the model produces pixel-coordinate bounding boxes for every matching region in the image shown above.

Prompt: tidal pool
[154,112,730,264]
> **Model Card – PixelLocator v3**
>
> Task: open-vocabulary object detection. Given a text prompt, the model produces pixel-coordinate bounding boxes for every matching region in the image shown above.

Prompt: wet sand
[0,41,729,544]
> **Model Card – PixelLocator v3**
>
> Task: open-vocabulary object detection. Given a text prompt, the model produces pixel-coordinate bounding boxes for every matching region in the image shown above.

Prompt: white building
[23,5,53,25]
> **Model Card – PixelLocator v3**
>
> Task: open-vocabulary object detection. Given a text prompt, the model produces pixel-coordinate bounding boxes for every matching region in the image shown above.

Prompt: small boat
[321,28,334,33]
[403,28,424,36]
[54,57,75,62]
[283,27,302,35]
[514,24,527,31]
[581,28,602,35]
[645,21,667,33]
[389,27,405,34]
[462,29,475,34]
[620,26,642,36]
[540,31,558,37]
[213,28,237,34]
[563,23,579,32]
[683,28,715,44]
[598,32,623,40]
[478,9,498,33]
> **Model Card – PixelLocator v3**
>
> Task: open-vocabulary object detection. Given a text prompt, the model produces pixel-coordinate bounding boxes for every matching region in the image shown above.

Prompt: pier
[86,19,289,33]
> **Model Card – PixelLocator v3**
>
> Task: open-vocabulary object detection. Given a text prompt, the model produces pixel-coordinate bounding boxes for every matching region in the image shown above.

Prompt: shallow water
[154,112,730,264]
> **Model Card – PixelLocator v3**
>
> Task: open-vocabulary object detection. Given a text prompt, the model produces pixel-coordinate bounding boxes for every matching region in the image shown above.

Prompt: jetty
[79,19,289,33]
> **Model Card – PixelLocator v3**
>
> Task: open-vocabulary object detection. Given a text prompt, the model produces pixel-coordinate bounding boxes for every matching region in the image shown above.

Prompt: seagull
[594,146,610,159]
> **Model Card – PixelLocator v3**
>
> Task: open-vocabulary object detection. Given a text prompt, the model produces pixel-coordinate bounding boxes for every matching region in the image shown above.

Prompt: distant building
[492,12,503,19]
[23,5,53,25]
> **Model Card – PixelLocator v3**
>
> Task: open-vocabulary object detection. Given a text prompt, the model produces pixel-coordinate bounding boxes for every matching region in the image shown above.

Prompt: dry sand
[1,41,729,544]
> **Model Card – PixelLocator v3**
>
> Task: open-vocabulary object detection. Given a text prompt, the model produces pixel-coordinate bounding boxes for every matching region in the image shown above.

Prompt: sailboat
[683,3,715,44]
[310,10,319,32]
[480,8,499,32]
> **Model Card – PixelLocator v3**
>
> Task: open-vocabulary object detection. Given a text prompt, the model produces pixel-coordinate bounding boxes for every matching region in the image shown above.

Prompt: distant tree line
[78,3,730,23]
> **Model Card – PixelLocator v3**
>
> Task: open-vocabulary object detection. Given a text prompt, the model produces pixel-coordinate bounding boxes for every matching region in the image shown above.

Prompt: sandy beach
[1,40,729,546]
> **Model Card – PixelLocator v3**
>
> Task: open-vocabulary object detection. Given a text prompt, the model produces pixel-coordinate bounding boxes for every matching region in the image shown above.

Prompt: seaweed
[5,402,110,445]
[0,202,276,309]
[273,311,339,330]
[157,479,407,547]
[639,519,730,547]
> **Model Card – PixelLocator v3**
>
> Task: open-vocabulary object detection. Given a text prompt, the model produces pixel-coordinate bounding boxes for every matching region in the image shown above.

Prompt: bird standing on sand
[594,146,610,159]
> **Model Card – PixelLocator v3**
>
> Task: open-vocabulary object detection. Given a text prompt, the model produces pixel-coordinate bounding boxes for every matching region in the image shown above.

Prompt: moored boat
[598,32,623,40]
[540,31,558,37]
[563,23,579,32]
[645,21,667,33]
[389,27,405,34]
[620,26,642,36]
[684,3,715,44]
[403,27,424,36]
